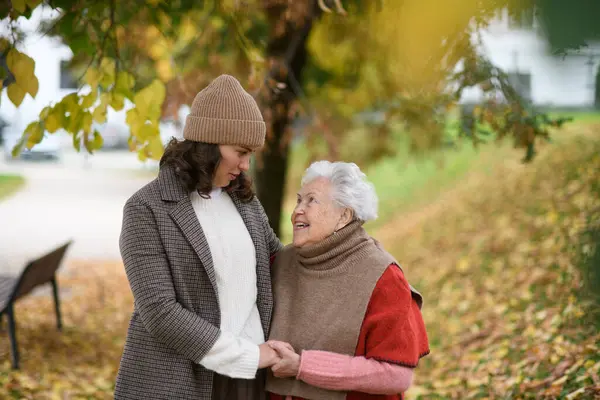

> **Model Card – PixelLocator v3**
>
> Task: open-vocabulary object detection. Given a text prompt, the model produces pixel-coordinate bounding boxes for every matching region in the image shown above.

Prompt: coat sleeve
[119,198,220,363]
[255,197,283,255]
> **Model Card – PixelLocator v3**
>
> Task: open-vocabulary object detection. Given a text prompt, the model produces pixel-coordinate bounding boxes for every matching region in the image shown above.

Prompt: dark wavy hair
[159,138,255,202]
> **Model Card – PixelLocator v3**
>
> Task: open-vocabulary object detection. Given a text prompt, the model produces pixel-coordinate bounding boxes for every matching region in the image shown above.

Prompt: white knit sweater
[190,188,264,379]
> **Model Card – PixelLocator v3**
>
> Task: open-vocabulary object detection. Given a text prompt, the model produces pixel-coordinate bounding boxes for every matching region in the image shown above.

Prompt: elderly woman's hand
[268,340,301,378]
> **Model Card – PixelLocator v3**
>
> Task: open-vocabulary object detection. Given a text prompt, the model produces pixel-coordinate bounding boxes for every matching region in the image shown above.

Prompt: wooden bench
[0,241,72,369]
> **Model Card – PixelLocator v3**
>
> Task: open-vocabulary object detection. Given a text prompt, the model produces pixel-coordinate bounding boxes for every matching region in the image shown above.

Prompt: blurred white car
[3,126,62,161]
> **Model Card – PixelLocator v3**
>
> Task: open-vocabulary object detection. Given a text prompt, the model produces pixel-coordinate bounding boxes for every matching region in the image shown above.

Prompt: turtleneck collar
[295,220,374,272]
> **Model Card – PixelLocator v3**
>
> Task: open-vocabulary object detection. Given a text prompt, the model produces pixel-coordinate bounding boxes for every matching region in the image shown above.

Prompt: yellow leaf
[99,58,116,89]
[115,71,135,96]
[135,123,159,141]
[550,375,568,386]
[126,108,142,131]
[110,93,125,111]
[134,79,165,121]
[148,38,170,60]
[156,59,174,81]
[546,211,558,224]
[84,67,102,91]
[39,106,51,119]
[148,135,164,160]
[24,122,43,148]
[178,17,197,43]
[93,105,107,124]
[7,48,38,96]
[137,148,148,162]
[7,83,26,106]
[100,57,116,77]
[45,112,62,133]
[100,92,111,107]
[12,0,26,13]
[92,130,104,149]
[81,92,97,108]
[82,111,93,133]
[62,92,80,113]
[535,310,547,320]
[457,258,470,272]
[565,388,586,400]
[27,73,39,97]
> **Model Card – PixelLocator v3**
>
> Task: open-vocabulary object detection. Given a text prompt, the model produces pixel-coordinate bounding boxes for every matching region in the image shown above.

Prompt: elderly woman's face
[291,177,348,248]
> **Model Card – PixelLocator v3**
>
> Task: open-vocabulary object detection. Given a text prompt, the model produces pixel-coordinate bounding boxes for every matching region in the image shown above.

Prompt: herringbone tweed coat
[114,165,282,400]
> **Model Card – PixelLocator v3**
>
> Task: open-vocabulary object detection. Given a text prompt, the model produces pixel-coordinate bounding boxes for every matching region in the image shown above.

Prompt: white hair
[301,161,378,222]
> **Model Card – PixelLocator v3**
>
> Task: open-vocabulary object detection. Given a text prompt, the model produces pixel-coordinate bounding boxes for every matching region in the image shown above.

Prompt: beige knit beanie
[183,74,266,149]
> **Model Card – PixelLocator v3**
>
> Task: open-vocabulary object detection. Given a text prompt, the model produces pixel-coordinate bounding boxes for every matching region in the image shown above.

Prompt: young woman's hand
[258,343,281,368]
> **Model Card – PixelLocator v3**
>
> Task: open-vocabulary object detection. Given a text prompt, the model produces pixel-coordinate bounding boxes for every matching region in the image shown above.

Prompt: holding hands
[258,340,301,378]
[267,340,301,378]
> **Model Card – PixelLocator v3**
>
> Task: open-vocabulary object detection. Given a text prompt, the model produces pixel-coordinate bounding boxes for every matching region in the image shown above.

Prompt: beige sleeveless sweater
[265,221,396,400]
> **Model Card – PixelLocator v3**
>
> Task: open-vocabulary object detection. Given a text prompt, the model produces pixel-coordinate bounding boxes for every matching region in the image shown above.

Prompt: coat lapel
[159,166,218,295]
[169,197,218,293]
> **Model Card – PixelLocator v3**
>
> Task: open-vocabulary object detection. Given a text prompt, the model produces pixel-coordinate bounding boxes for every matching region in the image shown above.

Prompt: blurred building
[461,8,600,109]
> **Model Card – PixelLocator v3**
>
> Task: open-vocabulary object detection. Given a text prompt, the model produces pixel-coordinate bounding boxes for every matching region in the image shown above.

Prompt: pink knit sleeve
[296,350,414,395]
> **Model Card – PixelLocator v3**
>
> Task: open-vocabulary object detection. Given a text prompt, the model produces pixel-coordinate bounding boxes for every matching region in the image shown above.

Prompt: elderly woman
[265,161,430,400]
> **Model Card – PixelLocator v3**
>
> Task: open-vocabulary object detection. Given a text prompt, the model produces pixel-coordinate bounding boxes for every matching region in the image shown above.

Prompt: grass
[0,174,25,201]
[279,110,600,243]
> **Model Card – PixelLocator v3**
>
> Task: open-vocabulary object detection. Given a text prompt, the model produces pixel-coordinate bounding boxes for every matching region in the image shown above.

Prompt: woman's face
[291,177,350,248]
[213,145,253,187]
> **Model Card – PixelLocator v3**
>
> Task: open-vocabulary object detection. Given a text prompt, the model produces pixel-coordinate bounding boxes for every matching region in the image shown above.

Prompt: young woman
[115,75,283,400]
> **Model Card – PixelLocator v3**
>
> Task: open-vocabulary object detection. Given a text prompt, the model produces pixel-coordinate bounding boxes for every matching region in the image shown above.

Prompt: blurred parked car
[93,122,130,150]
[3,126,62,161]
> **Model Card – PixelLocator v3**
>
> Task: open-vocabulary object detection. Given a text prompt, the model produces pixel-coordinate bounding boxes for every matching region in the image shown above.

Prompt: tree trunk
[255,2,318,236]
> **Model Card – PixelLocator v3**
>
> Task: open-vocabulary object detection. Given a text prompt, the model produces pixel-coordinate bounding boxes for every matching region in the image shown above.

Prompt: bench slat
[0,276,18,311]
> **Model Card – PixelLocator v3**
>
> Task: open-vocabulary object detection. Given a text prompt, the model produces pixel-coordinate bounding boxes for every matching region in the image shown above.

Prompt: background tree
[1,0,597,234]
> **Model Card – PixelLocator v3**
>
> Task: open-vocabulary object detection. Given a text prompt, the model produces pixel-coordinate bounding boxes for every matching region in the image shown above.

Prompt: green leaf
[7,83,26,106]
[25,0,42,9]
[12,0,26,13]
